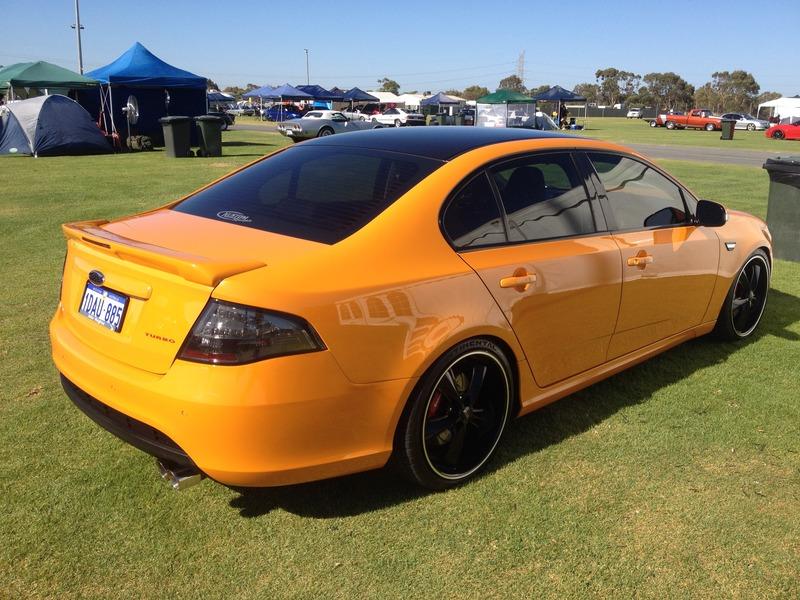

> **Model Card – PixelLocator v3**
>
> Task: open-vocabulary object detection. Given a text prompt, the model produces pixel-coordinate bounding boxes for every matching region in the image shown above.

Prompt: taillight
[178,300,325,365]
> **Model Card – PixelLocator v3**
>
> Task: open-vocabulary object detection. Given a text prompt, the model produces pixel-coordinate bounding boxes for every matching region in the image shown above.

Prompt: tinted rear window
[173,146,441,244]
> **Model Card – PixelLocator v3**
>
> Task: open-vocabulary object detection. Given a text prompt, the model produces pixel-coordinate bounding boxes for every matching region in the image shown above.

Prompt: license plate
[78,282,128,333]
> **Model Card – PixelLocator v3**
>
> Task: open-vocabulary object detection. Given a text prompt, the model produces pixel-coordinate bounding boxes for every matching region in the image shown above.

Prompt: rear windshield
[173,146,441,244]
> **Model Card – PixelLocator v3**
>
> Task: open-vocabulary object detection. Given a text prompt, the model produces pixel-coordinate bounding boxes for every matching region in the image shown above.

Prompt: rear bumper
[50,305,414,487]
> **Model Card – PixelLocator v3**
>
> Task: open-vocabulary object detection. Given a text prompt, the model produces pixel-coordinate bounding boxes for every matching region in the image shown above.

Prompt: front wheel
[705,123,716,131]
[317,127,334,137]
[650,120,658,128]
[714,250,770,340]
[395,339,513,490]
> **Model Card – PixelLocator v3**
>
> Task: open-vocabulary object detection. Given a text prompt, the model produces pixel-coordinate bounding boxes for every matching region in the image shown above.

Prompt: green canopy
[0,61,99,91]
[476,89,534,104]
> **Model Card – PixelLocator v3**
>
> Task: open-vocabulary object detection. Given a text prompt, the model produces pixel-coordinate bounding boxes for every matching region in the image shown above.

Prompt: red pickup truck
[665,109,722,131]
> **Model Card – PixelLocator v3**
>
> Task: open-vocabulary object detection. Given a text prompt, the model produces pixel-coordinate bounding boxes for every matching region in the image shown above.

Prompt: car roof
[302,127,571,160]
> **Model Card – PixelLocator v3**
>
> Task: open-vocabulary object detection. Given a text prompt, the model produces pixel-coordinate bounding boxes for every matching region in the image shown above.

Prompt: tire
[394,338,513,490]
[705,123,715,131]
[666,121,676,130]
[394,119,402,128]
[221,121,228,131]
[650,120,657,128]
[713,249,770,341]
[773,130,785,140]
[747,123,756,131]
[372,118,379,124]
[317,127,334,137]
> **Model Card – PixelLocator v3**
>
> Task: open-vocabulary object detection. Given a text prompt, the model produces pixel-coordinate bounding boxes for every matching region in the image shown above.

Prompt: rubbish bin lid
[763,156,800,173]
[195,115,223,122]
[158,116,191,124]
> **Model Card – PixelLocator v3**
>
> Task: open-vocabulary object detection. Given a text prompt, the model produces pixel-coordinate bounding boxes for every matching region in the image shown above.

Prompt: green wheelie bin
[195,115,224,157]
[763,156,800,261]
[158,116,192,158]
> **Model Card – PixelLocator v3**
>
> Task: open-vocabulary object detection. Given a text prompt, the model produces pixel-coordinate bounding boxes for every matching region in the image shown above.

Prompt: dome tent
[0,94,110,157]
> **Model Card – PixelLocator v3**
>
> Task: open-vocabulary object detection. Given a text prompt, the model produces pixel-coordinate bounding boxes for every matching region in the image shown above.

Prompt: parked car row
[277,110,383,142]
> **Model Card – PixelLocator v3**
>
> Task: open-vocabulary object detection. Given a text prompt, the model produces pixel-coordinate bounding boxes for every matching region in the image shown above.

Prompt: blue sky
[1,0,796,95]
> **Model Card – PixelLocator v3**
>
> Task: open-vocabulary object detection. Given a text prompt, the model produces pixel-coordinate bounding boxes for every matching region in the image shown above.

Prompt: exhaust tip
[156,459,204,491]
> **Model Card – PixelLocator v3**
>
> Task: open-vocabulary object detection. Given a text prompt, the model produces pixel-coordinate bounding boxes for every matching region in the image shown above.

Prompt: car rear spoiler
[62,220,265,287]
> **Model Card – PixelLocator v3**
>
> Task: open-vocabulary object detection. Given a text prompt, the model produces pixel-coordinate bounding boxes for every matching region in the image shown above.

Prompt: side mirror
[696,199,727,227]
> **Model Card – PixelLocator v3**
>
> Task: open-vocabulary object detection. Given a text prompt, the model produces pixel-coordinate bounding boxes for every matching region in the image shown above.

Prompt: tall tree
[528,84,552,97]
[695,71,761,112]
[444,89,462,97]
[756,91,782,105]
[461,85,490,100]
[377,77,400,94]
[641,72,695,110]
[497,75,526,93]
[594,68,641,105]
[573,83,599,104]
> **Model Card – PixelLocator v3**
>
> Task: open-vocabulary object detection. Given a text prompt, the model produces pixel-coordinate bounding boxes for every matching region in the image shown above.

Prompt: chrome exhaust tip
[156,459,204,491]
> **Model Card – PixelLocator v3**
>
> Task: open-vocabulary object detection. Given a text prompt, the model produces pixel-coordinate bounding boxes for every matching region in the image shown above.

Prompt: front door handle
[627,254,654,267]
[500,270,537,292]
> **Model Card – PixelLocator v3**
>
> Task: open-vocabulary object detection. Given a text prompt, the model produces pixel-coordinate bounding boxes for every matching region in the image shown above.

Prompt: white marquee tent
[757,96,800,122]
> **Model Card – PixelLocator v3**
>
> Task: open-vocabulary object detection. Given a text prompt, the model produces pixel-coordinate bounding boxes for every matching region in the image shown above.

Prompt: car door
[447,152,622,388]
[585,152,719,359]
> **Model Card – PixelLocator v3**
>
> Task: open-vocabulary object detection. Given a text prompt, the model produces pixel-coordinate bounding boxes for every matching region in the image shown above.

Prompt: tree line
[211,67,782,114]
[573,68,780,113]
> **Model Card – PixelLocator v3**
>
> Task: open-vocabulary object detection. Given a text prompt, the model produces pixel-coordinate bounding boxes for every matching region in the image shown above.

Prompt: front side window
[491,153,597,242]
[174,147,441,244]
[587,153,689,230]
[442,174,506,249]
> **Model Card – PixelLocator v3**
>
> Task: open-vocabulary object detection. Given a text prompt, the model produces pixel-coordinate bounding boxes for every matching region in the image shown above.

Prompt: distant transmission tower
[516,51,525,85]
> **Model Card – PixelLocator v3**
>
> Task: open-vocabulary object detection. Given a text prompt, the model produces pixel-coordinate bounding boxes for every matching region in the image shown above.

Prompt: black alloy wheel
[773,130,785,140]
[396,339,512,489]
[715,250,770,340]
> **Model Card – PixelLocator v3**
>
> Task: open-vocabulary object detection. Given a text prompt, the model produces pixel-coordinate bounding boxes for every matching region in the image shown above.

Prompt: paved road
[622,143,777,167]
[231,125,779,167]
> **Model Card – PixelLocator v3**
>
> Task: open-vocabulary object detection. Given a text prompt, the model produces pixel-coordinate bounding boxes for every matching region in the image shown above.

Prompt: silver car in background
[720,112,771,131]
[277,110,382,142]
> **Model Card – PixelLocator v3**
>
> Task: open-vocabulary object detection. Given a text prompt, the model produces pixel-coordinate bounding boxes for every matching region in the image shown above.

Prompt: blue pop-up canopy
[86,42,206,88]
[264,84,312,101]
[531,85,586,102]
[243,85,273,98]
[296,84,343,101]
[420,92,462,106]
[344,87,379,102]
[80,42,207,146]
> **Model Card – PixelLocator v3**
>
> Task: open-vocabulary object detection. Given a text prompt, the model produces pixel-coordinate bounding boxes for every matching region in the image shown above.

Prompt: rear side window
[491,153,597,242]
[588,153,689,230]
[173,146,441,244]
[442,173,506,248]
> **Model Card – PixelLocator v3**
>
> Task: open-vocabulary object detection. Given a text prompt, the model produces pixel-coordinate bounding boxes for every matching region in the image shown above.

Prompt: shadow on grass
[221,141,277,148]
[230,289,800,519]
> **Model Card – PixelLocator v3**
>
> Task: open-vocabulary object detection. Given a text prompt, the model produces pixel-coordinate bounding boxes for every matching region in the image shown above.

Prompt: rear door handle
[500,271,537,291]
[627,255,654,267]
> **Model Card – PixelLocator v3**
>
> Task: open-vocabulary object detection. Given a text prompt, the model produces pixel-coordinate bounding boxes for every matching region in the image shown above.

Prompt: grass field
[576,117,783,152]
[1,128,798,599]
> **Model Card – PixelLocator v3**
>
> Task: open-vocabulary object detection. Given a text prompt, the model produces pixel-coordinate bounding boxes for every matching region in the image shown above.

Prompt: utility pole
[71,0,85,74]
[304,49,310,85]
[516,50,525,87]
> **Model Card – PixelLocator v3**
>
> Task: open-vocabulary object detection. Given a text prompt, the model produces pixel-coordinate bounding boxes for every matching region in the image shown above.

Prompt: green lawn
[575,116,783,152]
[1,129,798,599]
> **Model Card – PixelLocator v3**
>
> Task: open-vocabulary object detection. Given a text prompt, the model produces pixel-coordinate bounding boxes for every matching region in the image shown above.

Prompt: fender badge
[725,242,737,251]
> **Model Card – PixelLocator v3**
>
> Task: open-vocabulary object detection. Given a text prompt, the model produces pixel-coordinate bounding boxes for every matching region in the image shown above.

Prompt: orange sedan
[50,128,772,490]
